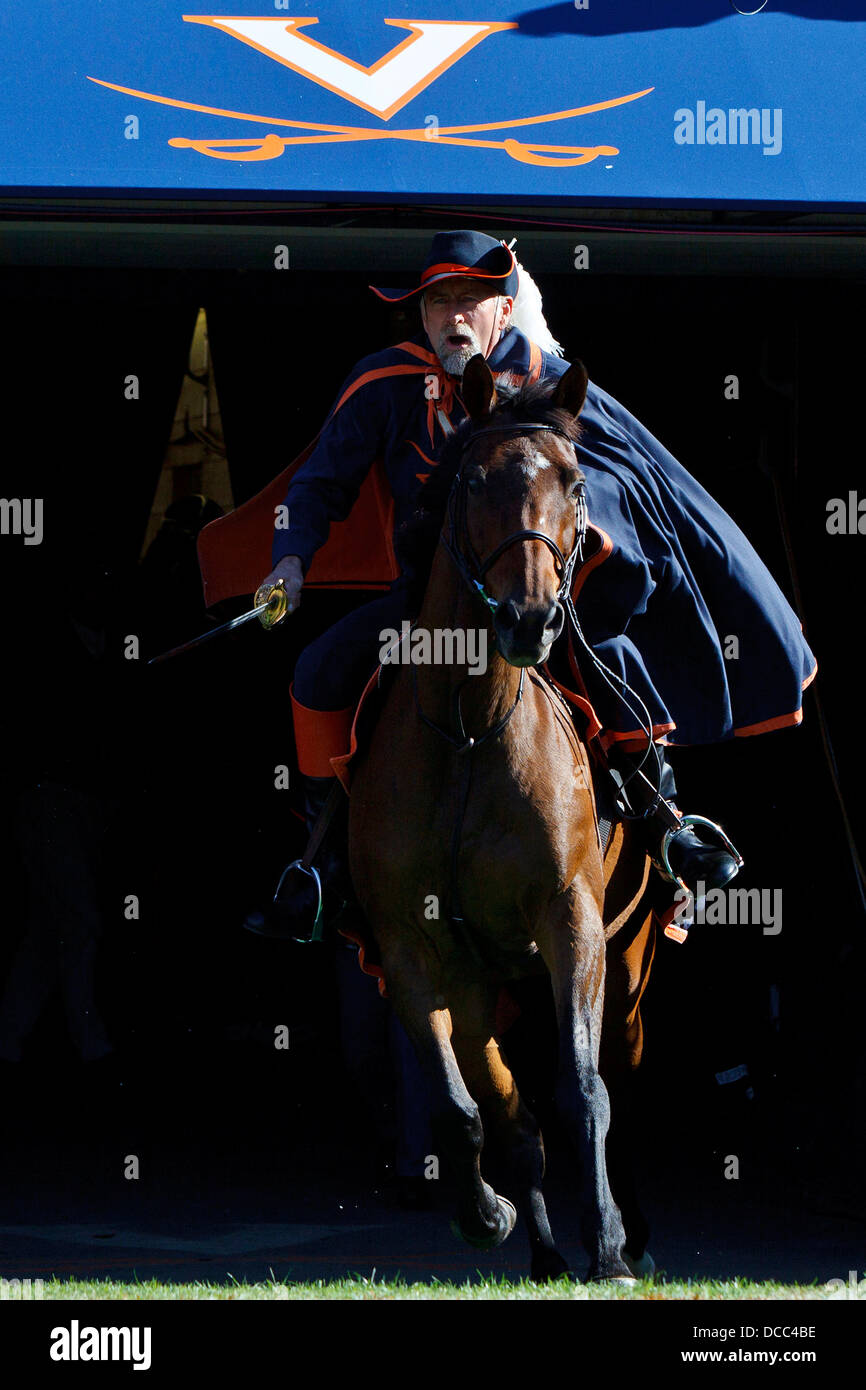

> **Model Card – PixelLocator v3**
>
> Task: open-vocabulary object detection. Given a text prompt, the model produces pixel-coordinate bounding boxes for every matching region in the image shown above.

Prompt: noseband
[440,422,588,615]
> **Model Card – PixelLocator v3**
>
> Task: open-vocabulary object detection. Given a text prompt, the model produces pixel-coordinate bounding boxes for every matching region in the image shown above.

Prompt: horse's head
[450,353,588,668]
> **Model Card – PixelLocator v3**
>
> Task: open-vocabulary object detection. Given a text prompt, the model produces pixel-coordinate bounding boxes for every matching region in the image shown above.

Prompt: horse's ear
[461,353,497,420]
[550,360,588,420]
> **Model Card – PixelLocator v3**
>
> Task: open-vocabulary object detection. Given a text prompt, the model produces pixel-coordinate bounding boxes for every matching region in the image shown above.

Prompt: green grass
[23,1274,852,1301]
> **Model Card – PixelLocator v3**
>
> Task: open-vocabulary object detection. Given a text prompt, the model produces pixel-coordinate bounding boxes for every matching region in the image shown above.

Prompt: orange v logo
[183,16,517,119]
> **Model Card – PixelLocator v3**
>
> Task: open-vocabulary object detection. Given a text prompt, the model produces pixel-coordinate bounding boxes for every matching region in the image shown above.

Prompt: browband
[461,422,577,452]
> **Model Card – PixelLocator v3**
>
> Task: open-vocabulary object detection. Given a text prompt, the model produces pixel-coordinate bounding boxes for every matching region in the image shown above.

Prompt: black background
[0,221,863,1289]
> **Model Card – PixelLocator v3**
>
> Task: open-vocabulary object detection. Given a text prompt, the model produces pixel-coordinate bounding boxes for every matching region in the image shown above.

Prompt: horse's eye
[570,478,584,498]
[467,475,484,495]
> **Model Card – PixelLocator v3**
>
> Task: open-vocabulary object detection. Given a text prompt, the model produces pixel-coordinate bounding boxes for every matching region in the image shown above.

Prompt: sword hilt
[253,577,290,629]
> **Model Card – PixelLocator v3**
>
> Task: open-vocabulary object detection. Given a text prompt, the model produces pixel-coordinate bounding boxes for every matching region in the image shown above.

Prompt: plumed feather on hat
[509,259,564,359]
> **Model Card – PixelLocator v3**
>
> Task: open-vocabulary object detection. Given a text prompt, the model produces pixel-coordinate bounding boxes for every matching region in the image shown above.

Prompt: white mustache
[439,327,479,350]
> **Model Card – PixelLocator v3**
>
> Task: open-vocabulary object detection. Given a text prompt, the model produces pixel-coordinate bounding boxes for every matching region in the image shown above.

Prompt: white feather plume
[509,259,564,358]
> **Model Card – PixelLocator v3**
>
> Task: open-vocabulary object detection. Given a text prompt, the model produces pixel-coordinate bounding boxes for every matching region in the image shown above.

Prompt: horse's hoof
[451,1195,517,1250]
[623,1248,656,1279]
[586,1253,639,1284]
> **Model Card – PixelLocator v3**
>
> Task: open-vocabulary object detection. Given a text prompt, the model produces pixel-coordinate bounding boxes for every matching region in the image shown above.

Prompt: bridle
[440,421,588,618]
[429,414,662,770]
[418,419,588,755]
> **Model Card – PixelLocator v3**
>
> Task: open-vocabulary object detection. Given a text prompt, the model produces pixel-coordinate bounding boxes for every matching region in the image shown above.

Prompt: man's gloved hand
[255,555,304,615]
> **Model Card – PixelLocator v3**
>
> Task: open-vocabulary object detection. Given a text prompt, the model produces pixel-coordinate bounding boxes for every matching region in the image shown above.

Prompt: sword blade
[147,601,270,666]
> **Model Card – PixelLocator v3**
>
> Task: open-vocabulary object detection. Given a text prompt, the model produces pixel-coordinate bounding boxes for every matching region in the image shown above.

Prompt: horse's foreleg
[600,907,656,1266]
[382,951,516,1249]
[537,893,633,1282]
[448,976,568,1280]
[452,1022,570,1283]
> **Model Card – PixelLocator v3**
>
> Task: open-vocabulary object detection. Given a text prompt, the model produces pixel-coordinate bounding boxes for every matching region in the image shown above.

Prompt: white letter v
[184,17,516,120]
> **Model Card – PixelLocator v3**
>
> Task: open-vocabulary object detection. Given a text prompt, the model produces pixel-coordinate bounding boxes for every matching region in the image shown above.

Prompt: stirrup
[658,814,744,888]
[272,859,324,944]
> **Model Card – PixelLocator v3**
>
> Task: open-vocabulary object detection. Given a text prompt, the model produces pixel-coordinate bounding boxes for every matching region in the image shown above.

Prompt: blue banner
[2,2,864,206]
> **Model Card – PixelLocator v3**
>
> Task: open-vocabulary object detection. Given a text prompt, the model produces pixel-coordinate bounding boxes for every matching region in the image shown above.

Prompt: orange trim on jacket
[732,660,817,738]
[393,341,441,366]
[407,439,437,468]
[734,710,802,737]
[527,340,542,383]
[333,362,431,415]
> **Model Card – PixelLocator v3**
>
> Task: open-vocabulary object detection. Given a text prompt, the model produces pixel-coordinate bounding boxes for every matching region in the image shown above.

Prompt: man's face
[420,277,513,376]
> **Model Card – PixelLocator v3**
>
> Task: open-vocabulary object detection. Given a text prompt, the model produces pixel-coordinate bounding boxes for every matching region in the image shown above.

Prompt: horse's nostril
[496,600,520,633]
[545,603,564,640]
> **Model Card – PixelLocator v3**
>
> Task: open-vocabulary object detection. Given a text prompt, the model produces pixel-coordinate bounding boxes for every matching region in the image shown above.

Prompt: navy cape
[265,326,816,744]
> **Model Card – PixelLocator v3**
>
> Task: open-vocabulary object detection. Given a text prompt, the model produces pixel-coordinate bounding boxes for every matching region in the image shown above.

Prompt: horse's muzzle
[493,599,564,666]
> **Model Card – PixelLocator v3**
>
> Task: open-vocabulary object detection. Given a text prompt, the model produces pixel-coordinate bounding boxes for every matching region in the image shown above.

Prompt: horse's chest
[355,686,591,948]
[409,790,576,949]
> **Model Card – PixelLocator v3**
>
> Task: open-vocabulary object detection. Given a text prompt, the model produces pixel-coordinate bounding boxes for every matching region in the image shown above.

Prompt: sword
[147,579,291,666]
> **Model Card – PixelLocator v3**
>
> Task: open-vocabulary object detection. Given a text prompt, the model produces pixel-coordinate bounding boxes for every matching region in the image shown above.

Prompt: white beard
[436,325,484,376]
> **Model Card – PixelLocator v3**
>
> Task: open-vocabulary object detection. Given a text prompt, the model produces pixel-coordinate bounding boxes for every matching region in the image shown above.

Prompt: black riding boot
[607,745,742,913]
[243,774,352,940]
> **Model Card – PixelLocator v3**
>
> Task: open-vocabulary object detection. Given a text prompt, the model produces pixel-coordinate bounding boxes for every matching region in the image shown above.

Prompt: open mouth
[446,334,472,349]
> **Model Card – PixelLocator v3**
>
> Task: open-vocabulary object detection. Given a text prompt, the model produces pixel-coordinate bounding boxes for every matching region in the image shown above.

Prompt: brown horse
[347,354,656,1282]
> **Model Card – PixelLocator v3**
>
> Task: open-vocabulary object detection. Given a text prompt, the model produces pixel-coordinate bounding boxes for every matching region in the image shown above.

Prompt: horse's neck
[413,541,521,740]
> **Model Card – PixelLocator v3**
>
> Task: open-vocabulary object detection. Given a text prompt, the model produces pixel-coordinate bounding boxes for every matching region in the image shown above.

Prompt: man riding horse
[256,229,816,925]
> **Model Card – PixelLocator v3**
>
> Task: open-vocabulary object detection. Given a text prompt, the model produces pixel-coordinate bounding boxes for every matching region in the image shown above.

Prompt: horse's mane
[394,376,582,606]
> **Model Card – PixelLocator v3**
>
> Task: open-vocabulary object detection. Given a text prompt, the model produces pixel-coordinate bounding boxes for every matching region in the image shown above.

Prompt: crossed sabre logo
[86,15,654,167]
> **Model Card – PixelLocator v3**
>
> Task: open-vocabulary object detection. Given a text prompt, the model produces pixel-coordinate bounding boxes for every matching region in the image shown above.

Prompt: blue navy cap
[370,230,518,304]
